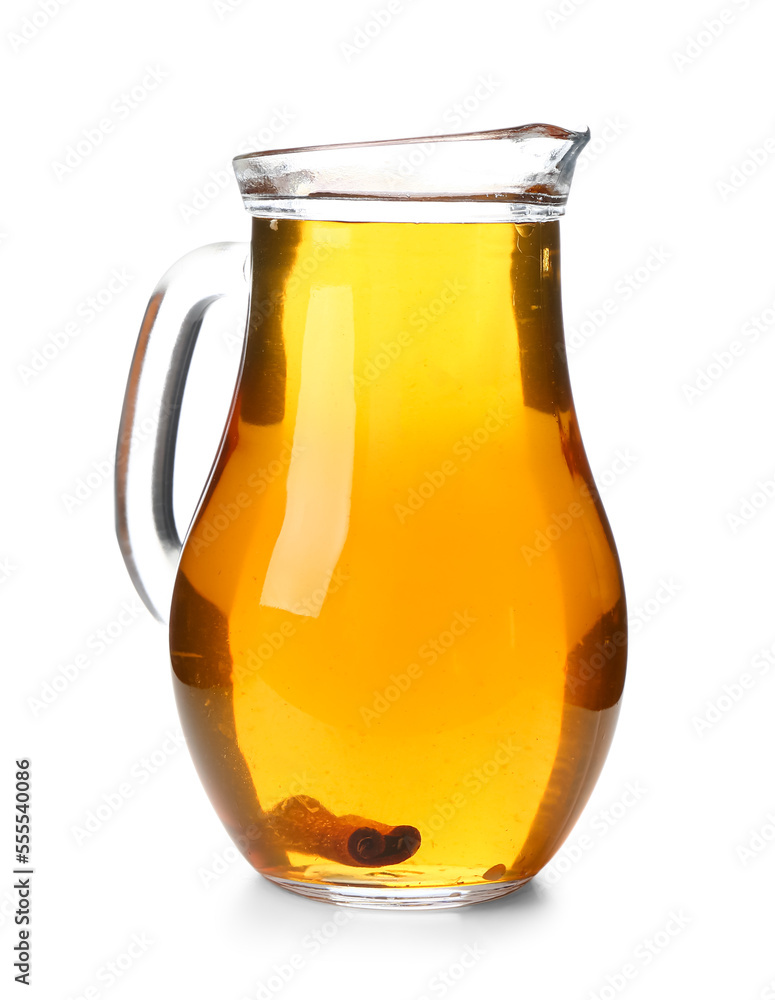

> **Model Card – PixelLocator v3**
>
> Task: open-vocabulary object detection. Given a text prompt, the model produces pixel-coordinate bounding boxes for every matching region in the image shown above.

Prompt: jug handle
[115,242,250,623]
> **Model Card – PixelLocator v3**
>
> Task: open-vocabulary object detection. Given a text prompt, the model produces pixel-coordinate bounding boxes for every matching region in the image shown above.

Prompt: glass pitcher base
[262,873,533,910]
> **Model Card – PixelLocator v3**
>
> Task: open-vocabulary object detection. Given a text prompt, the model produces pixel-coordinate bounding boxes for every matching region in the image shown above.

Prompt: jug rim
[232,123,590,224]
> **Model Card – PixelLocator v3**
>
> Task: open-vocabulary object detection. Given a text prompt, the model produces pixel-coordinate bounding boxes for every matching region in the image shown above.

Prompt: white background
[3,0,775,997]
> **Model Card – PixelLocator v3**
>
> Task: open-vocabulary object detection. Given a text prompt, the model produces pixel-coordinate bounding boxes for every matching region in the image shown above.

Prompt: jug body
[168,216,626,906]
[115,124,627,908]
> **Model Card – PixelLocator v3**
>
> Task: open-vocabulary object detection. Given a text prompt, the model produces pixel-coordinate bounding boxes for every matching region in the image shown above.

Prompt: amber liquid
[169,218,626,891]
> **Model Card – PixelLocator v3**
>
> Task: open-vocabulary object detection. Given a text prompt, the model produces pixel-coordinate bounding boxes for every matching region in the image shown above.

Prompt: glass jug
[115,124,627,909]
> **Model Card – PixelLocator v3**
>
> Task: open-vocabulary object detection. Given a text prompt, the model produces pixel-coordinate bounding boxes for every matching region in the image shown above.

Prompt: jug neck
[233,124,589,224]
[238,217,571,428]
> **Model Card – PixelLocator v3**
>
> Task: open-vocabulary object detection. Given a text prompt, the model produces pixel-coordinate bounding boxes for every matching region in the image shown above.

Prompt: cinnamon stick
[266,795,421,868]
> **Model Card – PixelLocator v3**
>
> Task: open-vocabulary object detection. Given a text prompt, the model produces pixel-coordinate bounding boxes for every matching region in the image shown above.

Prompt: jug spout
[233,123,590,223]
